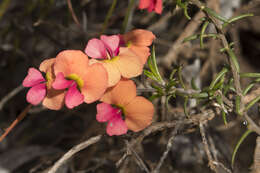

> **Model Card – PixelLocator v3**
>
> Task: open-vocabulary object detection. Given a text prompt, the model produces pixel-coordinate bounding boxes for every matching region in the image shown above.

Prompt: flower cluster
[23,29,155,136]
[138,0,162,14]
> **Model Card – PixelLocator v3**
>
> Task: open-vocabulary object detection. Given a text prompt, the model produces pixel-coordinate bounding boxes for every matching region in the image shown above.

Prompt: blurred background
[0,0,260,172]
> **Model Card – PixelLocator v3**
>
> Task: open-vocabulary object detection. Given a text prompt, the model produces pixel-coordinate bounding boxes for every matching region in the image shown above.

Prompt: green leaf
[144,70,159,82]
[169,68,177,80]
[191,92,209,98]
[200,21,209,49]
[191,77,199,90]
[209,67,228,90]
[243,83,255,96]
[245,95,260,111]
[203,7,228,23]
[178,66,186,89]
[227,49,240,73]
[223,13,254,27]
[183,34,199,43]
[240,73,260,78]
[231,129,253,168]
[149,45,164,84]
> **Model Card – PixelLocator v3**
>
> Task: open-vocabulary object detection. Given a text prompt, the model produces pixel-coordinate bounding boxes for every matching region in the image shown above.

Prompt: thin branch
[47,135,103,173]
[199,123,218,172]
[0,84,24,110]
[0,104,32,142]
[125,140,150,173]
[67,0,83,31]
[152,123,181,173]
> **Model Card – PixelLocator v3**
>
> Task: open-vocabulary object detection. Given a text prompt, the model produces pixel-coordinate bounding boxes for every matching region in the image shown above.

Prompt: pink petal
[154,0,162,14]
[52,72,73,90]
[148,0,155,12]
[85,38,107,59]
[139,0,150,9]
[65,83,84,109]
[96,102,119,122]
[106,114,128,136]
[23,68,45,87]
[26,83,46,105]
[100,35,120,57]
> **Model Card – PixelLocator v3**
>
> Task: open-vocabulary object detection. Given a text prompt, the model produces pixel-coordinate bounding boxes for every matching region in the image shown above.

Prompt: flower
[96,79,154,136]
[51,50,108,109]
[39,58,66,110]
[23,68,47,105]
[138,0,162,14]
[85,35,143,87]
[120,29,156,65]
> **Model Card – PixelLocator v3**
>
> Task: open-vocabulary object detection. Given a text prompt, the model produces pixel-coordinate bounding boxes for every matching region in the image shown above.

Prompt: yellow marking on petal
[113,104,126,117]
[103,56,119,63]
[126,41,132,48]
[67,73,84,89]
[45,72,52,88]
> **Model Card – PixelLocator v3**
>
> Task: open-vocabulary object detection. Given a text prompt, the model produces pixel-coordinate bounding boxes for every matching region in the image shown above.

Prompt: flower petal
[130,45,150,65]
[26,83,46,105]
[65,83,84,109]
[101,79,136,106]
[23,68,45,87]
[54,50,89,78]
[138,0,150,9]
[39,58,55,73]
[154,0,162,14]
[102,61,121,87]
[113,48,143,78]
[96,102,118,122]
[85,38,107,59]
[124,96,154,132]
[82,63,108,103]
[124,29,155,46]
[100,35,120,57]
[42,89,65,110]
[52,72,73,90]
[106,114,128,136]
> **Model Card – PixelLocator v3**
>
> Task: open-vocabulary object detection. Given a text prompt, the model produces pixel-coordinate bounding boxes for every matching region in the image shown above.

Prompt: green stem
[100,0,118,35]
[121,0,136,34]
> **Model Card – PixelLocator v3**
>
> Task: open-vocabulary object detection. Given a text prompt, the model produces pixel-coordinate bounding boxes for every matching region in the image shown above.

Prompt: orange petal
[130,45,150,65]
[42,89,65,110]
[101,79,136,106]
[82,63,108,103]
[54,50,89,78]
[39,58,55,73]
[124,29,155,46]
[124,96,154,132]
[102,61,121,87]
[113,48,143,78]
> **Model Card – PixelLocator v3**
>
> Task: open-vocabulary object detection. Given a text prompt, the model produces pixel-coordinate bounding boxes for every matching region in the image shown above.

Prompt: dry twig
[47,135,102,173]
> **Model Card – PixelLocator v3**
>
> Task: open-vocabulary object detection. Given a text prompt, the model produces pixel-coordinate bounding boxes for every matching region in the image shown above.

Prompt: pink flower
[139,0,162,14]
[96,79,154,136]
[85,35,120,59]
[23,68,47,105]
[96,103,127,136]
[85,35,143,87]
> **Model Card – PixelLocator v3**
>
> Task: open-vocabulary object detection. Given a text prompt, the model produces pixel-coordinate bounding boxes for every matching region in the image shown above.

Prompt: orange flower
[121,29,156,65]
[85,35,143,87]
[39,50,108,109]
[98,79,154,134]
[38,58,66,110]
